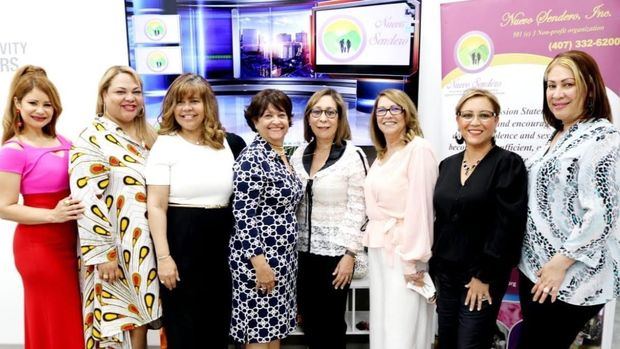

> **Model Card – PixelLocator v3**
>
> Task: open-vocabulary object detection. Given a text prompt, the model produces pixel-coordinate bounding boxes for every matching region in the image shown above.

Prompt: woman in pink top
[0,65,85,349]
[364,89,438,349]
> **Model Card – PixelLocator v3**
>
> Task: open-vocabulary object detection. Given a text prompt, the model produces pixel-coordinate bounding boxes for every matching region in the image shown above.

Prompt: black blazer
[431,146,528,283]
[226,132,246,160]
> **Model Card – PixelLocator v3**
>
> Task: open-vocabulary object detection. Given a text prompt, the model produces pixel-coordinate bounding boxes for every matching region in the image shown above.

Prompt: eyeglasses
[376,105,404,117]
[310,108,338,119]
[457,111,497,121]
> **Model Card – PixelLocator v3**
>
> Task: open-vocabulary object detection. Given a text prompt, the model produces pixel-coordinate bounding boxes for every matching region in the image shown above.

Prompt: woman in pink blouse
[364,89,438,349]
[0,65,85,349]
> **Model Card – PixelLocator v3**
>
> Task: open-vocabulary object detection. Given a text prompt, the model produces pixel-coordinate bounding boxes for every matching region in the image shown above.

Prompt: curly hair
[244,89,293,132]
[158,73,225,149]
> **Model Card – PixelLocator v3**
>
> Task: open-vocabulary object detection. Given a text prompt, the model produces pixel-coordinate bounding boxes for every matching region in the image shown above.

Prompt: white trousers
[368,248,435,349]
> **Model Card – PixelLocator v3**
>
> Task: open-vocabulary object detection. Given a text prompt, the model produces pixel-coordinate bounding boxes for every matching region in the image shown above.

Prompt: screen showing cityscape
[239,7,313,78]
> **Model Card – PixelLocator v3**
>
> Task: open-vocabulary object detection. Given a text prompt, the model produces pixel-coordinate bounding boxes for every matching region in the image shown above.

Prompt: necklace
[462,158,481,176]
[270,143,286,156]
[179,132,203,145]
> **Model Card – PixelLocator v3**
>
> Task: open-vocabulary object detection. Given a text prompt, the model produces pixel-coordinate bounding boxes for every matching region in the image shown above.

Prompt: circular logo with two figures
[319,17,366,62]
[454,31,494,73]
[146,51,169,72]
[145,19,167,41]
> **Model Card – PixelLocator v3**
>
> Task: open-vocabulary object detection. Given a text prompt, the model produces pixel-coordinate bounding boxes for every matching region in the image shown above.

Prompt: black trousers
[517,271,604,349]
[160,206,234,349]
[431,261,510,349]
[297,252,350,349]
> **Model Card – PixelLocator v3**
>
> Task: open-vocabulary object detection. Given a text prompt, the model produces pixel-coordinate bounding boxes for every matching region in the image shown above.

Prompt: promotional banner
[440,1,619,348]
[440,0,619,159]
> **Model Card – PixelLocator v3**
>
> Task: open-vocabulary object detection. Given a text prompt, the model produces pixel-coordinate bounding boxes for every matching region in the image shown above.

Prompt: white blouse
[145,134,235,206]
[291,141,367,256]
[519,119,620,306]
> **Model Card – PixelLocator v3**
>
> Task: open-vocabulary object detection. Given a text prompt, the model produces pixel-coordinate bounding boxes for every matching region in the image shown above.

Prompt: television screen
[313,0,419,76]
[124,1,420,147]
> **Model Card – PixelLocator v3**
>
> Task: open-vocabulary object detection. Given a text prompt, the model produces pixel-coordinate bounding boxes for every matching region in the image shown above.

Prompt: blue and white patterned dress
[229,135,303,343]
[519,118,620,306]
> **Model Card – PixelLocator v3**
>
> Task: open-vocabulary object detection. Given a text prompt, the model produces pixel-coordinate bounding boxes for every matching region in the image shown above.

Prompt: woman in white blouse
[290,88,367,349]
[364,89,438,349]
[146,74,245,349]
[518,50,620,348]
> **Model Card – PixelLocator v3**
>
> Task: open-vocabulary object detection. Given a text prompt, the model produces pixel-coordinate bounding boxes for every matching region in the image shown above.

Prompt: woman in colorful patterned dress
[146,73,245,348]
[70,66,161,349]
[229,89,303,348]
[0,65,85,349]
[518,50,620,348]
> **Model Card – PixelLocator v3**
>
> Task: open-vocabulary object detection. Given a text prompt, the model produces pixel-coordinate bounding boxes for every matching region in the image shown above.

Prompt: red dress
[0,136,83,349]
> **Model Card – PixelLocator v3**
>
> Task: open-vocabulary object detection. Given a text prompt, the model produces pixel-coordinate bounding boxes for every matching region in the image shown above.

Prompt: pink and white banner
[439,0,620,160]
[439,1,620,348]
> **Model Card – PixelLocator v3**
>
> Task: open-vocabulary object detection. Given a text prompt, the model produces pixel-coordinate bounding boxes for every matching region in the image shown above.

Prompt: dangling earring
[16,109,23,128]
[454,132,464,145]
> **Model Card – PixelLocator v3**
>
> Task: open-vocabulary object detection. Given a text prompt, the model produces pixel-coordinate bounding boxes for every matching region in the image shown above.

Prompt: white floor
[1,301,618,349]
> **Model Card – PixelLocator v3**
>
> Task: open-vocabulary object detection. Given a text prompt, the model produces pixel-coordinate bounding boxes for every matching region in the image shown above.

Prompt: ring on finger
[542,287,550,294]
[64,200,71,206]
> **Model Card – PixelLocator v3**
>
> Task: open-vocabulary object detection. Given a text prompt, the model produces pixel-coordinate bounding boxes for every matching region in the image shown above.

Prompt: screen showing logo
[145,19,167,41]
[146,51,169,72]
[454,31,494,73]
[318,16,366,62]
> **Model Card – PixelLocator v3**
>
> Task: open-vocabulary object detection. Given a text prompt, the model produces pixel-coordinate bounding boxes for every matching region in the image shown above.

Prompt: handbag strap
[356,149,367,175]
[356,149,369,232]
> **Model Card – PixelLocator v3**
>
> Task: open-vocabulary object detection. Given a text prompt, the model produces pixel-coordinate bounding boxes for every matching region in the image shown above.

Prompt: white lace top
[291,141,367,256]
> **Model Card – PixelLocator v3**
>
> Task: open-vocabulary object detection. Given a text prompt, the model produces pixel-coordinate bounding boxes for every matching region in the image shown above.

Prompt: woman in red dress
[0,65,85,349]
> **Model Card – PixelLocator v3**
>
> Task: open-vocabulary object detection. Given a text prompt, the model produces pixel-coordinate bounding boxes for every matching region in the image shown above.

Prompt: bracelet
[157,254,171,261]
[345,250,356,258]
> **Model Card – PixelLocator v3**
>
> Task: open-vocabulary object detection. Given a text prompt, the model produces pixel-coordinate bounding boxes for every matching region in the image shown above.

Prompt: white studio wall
[0,0,128,344]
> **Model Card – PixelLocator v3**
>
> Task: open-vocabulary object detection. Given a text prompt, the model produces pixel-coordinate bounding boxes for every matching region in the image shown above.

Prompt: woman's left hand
[532,253,574,303]
[465,277,492,311]
[332,254,355,289]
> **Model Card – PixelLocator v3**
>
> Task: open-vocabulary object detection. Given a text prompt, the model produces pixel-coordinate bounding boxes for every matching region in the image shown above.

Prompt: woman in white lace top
[290,88,367,349]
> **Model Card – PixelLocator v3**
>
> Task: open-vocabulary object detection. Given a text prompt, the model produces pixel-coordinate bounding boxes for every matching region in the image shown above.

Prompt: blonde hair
[455,88,501,115]
[158,73,225,149]
[2,65,62,143]
[303,88,351,146]
[96,65,156,148]
[369,89,423,159]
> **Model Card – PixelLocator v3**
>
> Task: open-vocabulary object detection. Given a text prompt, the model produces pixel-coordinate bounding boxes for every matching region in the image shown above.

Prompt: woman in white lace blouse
[290,88,367,349]
[518,50,620,348]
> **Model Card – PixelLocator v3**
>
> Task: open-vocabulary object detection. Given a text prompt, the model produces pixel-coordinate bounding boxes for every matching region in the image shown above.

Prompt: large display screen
[313,0,419,76]
[124,1,420,146]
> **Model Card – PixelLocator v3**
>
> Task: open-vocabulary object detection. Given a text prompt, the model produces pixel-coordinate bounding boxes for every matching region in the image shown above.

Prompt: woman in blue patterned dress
[229,89,303,348]
[518,50,620,348]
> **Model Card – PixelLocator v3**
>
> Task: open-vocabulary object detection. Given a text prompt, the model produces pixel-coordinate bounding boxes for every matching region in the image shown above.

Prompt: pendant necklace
[462,158,481,176]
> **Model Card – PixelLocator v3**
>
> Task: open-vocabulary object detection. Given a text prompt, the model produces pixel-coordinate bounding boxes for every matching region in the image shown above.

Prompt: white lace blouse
[291,141,367,256]
[518,119,620,306]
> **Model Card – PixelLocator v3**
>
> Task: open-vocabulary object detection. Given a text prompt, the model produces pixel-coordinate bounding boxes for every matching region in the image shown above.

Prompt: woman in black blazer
[430,88,528,349]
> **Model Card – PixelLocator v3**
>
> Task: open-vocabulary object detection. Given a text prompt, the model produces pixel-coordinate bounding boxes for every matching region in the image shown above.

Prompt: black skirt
[161,205,234,349]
